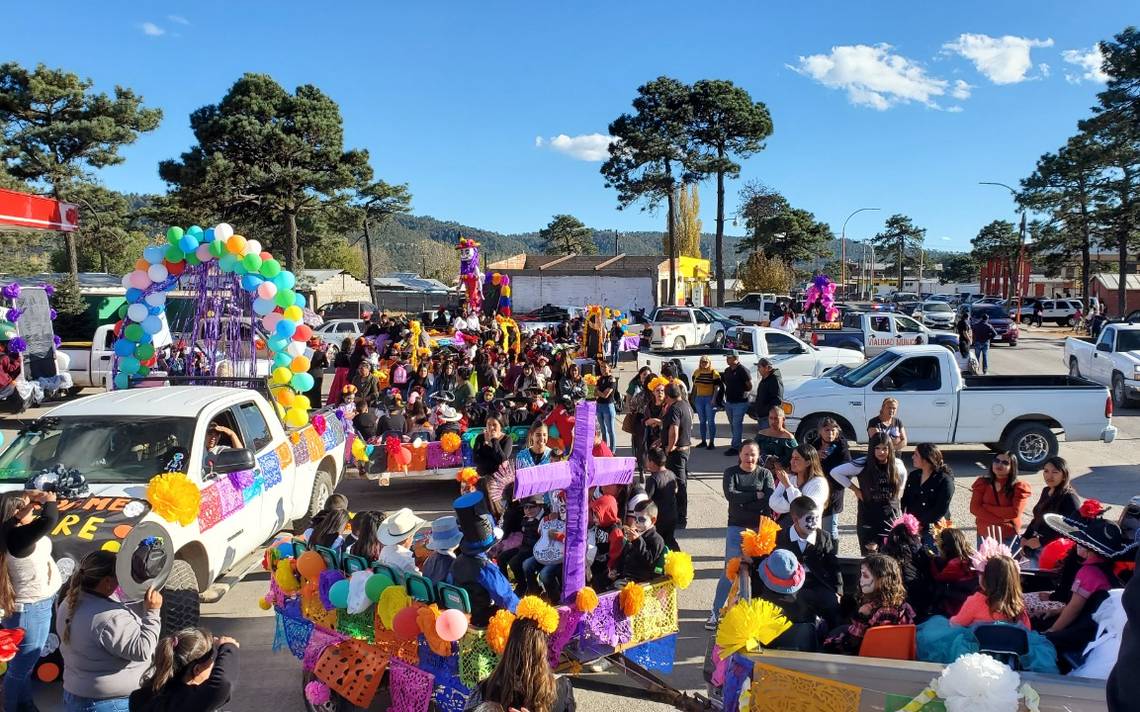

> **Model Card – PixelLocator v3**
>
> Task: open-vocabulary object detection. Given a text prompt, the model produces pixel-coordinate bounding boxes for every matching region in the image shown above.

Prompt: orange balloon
[226,234,247,255]
[275,388,296,407]
[36,662,59,683]
[290,356,311,372]
[135,258,149,271]
[296,550,326,580]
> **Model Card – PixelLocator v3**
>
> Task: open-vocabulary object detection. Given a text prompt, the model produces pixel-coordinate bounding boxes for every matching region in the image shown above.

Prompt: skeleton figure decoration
[456,237,483,311]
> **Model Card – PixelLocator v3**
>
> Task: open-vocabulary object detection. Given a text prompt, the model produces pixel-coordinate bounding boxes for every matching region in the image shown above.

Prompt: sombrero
[1045,513,1140,559]
[115,521,175,601]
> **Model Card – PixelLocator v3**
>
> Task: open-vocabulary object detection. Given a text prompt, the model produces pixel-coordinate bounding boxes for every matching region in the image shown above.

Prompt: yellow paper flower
[647,376,671,392]
[145,472,201,526]
[715,598,792,659]
[575,586,599,613]
[456,467,479,488]
[741,516,780,559]
[377,586,412,630]
[664,551,694,589]
[583,373,598,386]
[515,595,560,634]
[725,557,742,582]
[619,581,645,617]
[274,559,301,594]
[485,609,516,654]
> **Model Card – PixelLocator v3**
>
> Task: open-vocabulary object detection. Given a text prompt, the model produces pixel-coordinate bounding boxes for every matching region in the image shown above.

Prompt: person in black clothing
[376,401,406,438]
[305,338,328,408]
[352,397,380,441]
[721,354,754,456]
[332,338,353,369]
[901,443,955,538]
[505,496,546,595]
[748,548,819,651]
[662,383,693,530]
[643,448,679,551]
[473,416,514,478]
[1032,300,1044,328]
[751,359,783,420]
[349,360,380,404]
[807,417,851,541]
[1020,456,1082,562]
[617,501,665,584]
[129,627,239,712]
[971,312,999,374]
[776,496,841,629]
[1107,545,1140,711]
[474,352,498,392]
[608,320,624,367]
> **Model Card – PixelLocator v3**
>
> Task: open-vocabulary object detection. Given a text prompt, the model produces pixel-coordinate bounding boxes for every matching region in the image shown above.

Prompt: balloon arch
[114,223,316,427]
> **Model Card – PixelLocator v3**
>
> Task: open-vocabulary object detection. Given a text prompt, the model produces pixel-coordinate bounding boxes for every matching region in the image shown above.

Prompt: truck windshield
[835,351,900,387]
[652,308,691,323]
[0,416,196,484]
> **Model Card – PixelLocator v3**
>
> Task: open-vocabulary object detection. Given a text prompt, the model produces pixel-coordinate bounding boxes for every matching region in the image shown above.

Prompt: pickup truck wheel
[308,470,335,518]
[1112,373,1135,409]
[1003,423,1057,472]
[1069,358,1081,378]
[672,336,686,351]
[160,560,200,636]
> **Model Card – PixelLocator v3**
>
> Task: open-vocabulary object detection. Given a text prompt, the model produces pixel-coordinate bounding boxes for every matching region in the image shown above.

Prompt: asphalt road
[10,326,1139,711]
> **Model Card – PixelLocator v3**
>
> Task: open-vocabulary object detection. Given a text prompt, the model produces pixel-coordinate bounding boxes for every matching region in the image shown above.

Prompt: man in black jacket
[1108,546,1140,711]
[775,496,841,628]
[722,354,754,457]
[751,358,783,420]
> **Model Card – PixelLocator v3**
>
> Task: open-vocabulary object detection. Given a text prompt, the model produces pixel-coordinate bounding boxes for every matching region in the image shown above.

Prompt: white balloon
[286,340,306,357]
[215,223,235,241]
[195,244,213,262]
[120,274,133,289]
[147,264,169,283]
[244,239,262,256]
[144,292,166,307]
[127,303,149,323]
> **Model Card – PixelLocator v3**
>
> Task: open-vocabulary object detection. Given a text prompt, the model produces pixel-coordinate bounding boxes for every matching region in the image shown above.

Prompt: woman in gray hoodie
[57,551,163,712]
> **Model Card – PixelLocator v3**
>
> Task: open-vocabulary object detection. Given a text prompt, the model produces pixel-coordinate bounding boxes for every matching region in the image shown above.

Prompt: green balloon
[242,253,262,272]
[137,365,151,377]
[274,289,295,308]
[209,240,226,258]
[123,324,144,342]
[365,573,394,602]
[165,226,184,246]
[185,253,201,267]
[259,259,282,278]
[118,305,128,319]
[135,343,155,360]
[165,246,185,263]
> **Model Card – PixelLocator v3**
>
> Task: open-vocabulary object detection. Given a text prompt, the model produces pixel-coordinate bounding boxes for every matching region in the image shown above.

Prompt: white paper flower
[934,653,1021,712]
[123,501,145,518]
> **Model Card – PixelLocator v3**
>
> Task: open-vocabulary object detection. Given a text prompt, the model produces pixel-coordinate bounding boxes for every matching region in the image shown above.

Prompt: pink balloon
[129,271,152,290]
[196,244,213,262]
[257,281,278,300]
[435,608,469,642]
[262,313,282,331]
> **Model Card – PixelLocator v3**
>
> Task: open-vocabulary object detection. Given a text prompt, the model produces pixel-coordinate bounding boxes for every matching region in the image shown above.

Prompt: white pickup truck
[648,306,728,350]
[783,345,1116,470]
[0,385,347,631]
[638,325,865,388]
[1065,323,1140,407]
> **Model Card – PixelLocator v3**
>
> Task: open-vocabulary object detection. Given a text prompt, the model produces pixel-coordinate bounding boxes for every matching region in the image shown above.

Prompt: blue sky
[4,2,1134,251]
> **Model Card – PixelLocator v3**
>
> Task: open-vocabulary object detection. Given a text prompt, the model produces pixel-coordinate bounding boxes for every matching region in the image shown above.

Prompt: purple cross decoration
[513,400,637,603]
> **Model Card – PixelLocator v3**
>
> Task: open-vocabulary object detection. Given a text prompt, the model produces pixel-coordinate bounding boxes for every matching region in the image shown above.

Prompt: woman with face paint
[822,553,915,654]
[829,433,908,553]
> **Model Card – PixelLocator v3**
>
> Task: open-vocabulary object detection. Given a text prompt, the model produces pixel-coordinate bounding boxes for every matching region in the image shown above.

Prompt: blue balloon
[273,352,293,369]
[267,335,289,353]
[275,271,296,290]
[114,339,135,357]
[113,373,131,390]
[241,274,263,291]
[143,246,165,265]
[125,288,143,304]
[232,261,248,277]
[291,372,314,393]
[275,541,293,556]
[253,297,275,316]
[202,227,216,243]
[293,293,306,308]
[187,225,204,237]
[118,356,141,375]
[178,235,198,254]
[275,320,296,338]
[218,254,239,273]
[142,315,163,335]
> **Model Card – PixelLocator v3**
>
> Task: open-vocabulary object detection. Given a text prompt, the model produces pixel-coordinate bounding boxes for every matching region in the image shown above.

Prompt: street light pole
[979,182,1027,324]
[841,207,880,298]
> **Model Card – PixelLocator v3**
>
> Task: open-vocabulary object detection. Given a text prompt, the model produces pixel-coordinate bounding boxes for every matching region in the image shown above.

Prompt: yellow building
[660,256,712,306]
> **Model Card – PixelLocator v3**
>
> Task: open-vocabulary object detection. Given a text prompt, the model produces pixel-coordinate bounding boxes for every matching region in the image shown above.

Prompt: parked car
[1065,323,1140,407]
[962,304,1019,346]
[313,318,366,347]
[318,301,377,320]
[1017,298,1082,326]
[722,292,790,324]
[890,292,921,304]
[783,345,1117,470]
[698,306,743,330]
[647,306,728,350]
[638,325,865,388]
[912,300,956,329]
[802,311,959,356]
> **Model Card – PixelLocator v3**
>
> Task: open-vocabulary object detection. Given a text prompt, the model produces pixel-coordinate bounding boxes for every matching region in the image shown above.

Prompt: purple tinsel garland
[42,284,54,297]
[1,284,19,300]
[5,308,22,323]
[7,337,27,354]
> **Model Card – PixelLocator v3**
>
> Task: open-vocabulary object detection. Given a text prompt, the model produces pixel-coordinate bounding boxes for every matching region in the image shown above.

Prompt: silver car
[912,300,956,329]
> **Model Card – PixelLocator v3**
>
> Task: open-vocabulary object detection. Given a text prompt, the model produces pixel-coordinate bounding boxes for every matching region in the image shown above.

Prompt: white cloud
[789,44,955,110]
[946,106,964,113]
[1062,46,1109,84]
[535,133,615,161]
[1039,63,1051,77]
[940,236,952,241]
[167,14,190,25]
[943,33,1053,84]
[950,79,972,100]
[140,21,165,36]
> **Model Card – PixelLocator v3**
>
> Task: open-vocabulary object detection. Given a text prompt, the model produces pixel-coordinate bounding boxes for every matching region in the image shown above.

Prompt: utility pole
[980,181,1027,323]
[841,208,880,299]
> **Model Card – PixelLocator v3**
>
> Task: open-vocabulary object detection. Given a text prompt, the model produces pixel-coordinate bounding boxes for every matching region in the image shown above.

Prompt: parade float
[265,401,706,711]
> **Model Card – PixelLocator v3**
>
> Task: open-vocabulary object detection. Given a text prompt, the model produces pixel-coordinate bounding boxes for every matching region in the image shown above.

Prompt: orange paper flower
[619,581,645,618]
[515,595,560,634]
[485,609,516,654]
[416,604,451,657]
[575,586,599,613]
[741,516,780,559]
[725,557,742,582]
[456,467,479,488]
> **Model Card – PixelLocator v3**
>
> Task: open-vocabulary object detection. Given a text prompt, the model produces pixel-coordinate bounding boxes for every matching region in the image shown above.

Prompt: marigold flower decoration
[724,557,742,582]
[145,472,201,526]
[456,467,480,489]
[647,376,671,392]
[515,595,560,634]
[441,432,462,454]
[715,598,792,660]
[583,373,598,387]
[741,516,780,559]
[619,581,646,617]
[575,586,599,613]
[664,551,694,589]
[417,604,452,657]
[485,609,516,654]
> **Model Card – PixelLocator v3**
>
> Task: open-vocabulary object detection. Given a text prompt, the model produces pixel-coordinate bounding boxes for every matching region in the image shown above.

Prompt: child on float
[822,553,915,654]
[929,526,978,617]
[303,494,350,551]
[448,491,519,626]
[774,496,841,629]
[615,500,666,585]
[879,512,935,620]
[421,515,462,583]
[505,496,546,596]
[587,494,624,592]
[376,508,426,576]
[522,492,566,600]
[749,549,819,651]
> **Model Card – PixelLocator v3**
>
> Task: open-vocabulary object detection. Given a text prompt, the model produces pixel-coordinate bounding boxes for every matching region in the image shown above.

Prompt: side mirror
[204,448,256,476]
[1096,342,1111,353]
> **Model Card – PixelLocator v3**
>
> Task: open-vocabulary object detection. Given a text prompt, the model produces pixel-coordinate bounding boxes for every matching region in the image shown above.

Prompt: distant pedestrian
[955,311,972,358]
[721,354,753,457]
[971,313,998,374]
[608,320,624,367]
[663,383,693,530]
[691,356,721,450]
[751,359,784,422]
[1032,300,1044,328]
[643,448,679,551]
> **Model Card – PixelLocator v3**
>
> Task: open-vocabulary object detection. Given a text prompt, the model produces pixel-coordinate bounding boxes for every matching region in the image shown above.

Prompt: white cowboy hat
[437,405,462,423]
[378,508,427,546]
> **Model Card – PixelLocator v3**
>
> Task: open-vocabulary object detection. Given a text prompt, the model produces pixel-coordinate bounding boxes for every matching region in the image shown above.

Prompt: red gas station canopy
[0,188,79,232]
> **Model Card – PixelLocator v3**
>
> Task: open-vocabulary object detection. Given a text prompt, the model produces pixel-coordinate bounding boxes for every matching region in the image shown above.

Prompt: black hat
[1045,513,1140,559]
[454,491,495,553]
[115,521,174,601]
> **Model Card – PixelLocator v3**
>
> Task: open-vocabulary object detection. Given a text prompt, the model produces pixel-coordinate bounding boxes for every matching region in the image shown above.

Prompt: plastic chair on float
[858,624,917,660]
[974,623,1029,671]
